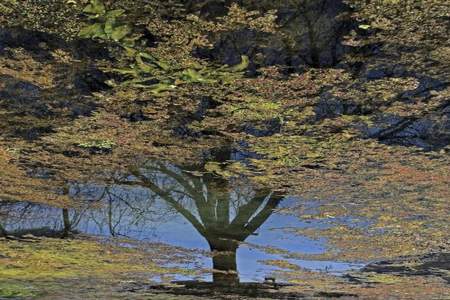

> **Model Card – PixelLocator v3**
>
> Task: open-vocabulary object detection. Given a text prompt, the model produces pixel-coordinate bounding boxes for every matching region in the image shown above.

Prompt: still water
[1,161,363,284]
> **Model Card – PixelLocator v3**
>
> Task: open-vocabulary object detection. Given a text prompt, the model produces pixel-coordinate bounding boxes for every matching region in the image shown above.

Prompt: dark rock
[0,75,41,100]
[128,111,150,122]
[410,76,446,97]
[73,68,110,93]
[366,68,387,80]
[400,119,434,138]
[0,27,62,56]
[400,79,433,99]
[391,64,409,77]
[0,27,109,60]
[71,38,110,60]
[199,1,228,19]
[0,76,52,117]
[11,81,41,98]
[13,126,54,141]
[26,168,56,179]
[70,101,97,118]
[315,96,345,119]
[62,150,81,157]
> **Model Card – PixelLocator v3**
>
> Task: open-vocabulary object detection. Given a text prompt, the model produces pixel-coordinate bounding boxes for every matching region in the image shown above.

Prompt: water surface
[1,161,363,284]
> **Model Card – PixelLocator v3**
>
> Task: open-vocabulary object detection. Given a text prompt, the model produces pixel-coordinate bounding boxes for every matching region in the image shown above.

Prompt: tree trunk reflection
[125,161,284,285]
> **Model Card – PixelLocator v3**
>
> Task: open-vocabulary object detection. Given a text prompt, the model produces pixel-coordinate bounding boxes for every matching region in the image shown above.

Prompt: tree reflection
[122,161,284,285]
[0,159,284,285]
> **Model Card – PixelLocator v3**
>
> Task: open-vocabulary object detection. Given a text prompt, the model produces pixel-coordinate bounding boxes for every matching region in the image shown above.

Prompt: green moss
[0,237,205,299]
[0,237,168,281]
[228,98,282,121]
[0,282,38,299]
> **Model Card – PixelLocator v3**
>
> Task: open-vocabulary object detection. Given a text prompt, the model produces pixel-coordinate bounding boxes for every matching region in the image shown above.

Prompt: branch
[243,193,283,236]
[228,191,271,232]
[129,168,208,237]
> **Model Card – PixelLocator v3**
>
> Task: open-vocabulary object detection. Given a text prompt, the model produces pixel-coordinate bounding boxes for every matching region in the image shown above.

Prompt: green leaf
[123,47,137,57]
[154,60,170,71]
[78,23,106,39]
[111,25,131,42]
[136,53,170,71]
[148,83,176,94]
[138,52,155,60]
[104,17,116,37]
[106,9,125,18]
[121,37,137,47]
[358,24,371,30]
[228,55,249,72]
[83,0,106,15]
[135,55,156,73]
[181,69,215,83]
[112,67,139,76]
[104,10,126,39]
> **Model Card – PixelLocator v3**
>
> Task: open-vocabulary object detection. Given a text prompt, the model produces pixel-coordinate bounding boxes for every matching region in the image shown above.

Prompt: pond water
[1,161,364,284]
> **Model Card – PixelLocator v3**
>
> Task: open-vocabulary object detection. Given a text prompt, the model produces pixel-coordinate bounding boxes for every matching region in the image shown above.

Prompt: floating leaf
[106,9,125,18]
[78,23,105,39]
[104,17,116,37]
[133,53,168,72]
[112,67,139,76]
[123,46,137,57]
[121,37,137,48]
[181,69,215,83]
[111,25,131,42]
[138,52,155,60]
[83,0,105,15]
[228,55,249,72]
[148,83,176,94]
[135,55,156,73]
[154,59,170,71]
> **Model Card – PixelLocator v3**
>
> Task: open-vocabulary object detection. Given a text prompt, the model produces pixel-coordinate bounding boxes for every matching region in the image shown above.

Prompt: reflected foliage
[0,0,449,297]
